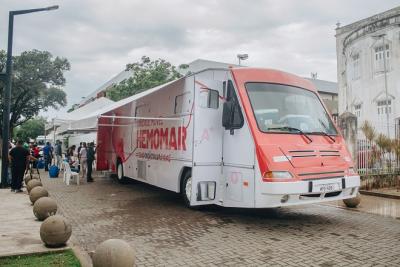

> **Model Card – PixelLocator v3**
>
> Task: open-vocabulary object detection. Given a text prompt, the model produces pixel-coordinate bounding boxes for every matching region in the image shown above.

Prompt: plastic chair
[63,161,80,185]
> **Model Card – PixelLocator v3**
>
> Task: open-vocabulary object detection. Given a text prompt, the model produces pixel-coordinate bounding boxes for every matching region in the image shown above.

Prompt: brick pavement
[41,173,400,266]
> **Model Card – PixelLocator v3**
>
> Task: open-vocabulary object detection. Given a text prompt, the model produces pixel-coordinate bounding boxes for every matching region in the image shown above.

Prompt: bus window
[175,91,191,114]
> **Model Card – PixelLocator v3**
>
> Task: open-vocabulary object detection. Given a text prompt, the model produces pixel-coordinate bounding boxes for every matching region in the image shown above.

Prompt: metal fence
[357,139,400,175]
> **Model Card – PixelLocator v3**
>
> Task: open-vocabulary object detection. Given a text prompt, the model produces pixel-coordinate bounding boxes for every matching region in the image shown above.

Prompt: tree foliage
[0,49,70,137]
[107,56,183,101]
[13,117,46,142]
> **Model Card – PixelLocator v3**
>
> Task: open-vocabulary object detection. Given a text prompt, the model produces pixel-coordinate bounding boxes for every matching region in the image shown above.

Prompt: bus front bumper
[255,175,360,208]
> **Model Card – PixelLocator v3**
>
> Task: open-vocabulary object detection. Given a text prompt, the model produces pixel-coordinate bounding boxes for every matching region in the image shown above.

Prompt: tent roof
[64,78,183,132]
[58,97,115,121]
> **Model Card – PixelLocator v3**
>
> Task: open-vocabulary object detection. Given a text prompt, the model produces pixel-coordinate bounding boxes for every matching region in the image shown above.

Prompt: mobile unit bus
[96,67,360,208]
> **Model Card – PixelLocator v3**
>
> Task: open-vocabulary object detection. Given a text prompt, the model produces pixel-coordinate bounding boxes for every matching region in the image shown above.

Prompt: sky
[1,0,399,119]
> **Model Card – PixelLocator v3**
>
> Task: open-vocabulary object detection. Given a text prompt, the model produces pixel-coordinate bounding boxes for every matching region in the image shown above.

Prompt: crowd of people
[64,142,96,182]
[7,140,96,193]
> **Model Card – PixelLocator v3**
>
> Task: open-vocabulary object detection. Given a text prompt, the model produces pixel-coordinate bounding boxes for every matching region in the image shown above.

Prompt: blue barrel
[37,159,45,169]
[49,165,59,178]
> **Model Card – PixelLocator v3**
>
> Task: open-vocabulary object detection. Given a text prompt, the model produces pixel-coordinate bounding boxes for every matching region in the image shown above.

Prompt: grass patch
[0,250,81,267]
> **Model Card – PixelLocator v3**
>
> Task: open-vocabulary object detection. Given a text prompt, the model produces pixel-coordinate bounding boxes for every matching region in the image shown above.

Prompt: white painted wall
[336,7,400,138]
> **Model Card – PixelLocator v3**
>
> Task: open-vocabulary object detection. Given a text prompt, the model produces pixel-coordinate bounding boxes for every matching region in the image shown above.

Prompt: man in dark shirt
[9,140,30,192]
[86,142,95,182]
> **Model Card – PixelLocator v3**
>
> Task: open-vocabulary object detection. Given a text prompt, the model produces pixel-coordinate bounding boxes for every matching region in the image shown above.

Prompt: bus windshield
[245,82,337,135]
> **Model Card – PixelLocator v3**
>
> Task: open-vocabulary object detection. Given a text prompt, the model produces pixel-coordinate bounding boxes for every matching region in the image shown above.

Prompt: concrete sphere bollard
[29,186,49,204]
[24,175,40,186]
[27,179,42,193]
[33,197,57,221]
[24,175,32,185]
[40,215,72,247]
[343,193,361,208]
[92,239,135,267]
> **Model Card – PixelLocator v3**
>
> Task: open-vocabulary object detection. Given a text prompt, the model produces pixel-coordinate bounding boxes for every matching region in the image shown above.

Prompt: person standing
[43,142,53,171]
[55,141,63,168]
[77,142,83,162]
[86,142,95,182]
[9,140,30,192]
[79,142,88,180]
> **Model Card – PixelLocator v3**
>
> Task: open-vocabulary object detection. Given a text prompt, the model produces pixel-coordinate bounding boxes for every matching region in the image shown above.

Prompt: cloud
[0,0,399,119]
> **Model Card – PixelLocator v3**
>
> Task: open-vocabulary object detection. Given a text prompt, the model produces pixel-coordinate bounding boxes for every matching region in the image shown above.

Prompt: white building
[336,6,400,137]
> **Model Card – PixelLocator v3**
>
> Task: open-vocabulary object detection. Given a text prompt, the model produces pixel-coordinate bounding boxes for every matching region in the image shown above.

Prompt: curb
[0,247,69,259]
[70,243,92,267]
[359,190,400,200]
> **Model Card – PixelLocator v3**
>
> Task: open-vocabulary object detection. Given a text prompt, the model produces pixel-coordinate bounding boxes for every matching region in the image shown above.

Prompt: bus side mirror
[222,101,234,129]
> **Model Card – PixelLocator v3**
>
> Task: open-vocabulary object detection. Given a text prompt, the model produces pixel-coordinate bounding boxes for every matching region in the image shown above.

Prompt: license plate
[313,182,340,192]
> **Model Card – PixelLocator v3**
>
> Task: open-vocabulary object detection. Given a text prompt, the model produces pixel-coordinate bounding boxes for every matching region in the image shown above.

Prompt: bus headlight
[263,171,293,179]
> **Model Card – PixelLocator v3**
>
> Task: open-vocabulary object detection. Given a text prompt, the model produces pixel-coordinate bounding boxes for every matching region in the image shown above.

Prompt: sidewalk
[360,188,400,199]
[0,188,65,257]
[324,193,400,219]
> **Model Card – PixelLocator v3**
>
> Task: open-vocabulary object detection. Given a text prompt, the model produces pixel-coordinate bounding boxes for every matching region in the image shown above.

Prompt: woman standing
[79,142,88,179]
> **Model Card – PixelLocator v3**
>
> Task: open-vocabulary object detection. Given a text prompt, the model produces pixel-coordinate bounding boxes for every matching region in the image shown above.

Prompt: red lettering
[137,126,186,151]
[181,127,187,151]
[148,129,154,149]
[169,127,177,150]
[160,128,169,150]
[152,129,159,149]
[142,129,148,149]
[178,127,182,150]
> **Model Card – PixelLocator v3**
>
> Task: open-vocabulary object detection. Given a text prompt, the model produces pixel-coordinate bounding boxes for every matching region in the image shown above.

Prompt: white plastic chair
[63,161,80,185]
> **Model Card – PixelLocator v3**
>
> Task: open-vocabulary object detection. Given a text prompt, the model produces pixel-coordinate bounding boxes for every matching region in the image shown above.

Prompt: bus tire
[181,170,192,207]
[116,160,128,184]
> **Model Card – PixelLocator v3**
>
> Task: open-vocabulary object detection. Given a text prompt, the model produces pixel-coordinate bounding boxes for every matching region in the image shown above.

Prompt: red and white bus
[96,67,360,208]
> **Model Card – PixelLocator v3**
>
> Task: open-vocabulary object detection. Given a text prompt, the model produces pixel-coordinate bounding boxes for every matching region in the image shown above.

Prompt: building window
[374,44,390,73]
[352,53,361,80]
[354,103,361,117]
[377,99,392,115]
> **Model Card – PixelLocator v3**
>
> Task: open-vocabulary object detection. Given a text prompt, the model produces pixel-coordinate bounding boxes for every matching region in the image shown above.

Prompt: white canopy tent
[68,79,181,131]
[55,97,115,134]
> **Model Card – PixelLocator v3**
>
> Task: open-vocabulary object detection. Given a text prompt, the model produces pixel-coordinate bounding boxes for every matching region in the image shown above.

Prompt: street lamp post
[0,5,59,188]
[237,54,249,66]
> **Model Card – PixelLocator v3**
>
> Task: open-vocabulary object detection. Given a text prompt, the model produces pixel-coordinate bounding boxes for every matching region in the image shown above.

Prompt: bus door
[191,78,224,206]
[222,80,255,207]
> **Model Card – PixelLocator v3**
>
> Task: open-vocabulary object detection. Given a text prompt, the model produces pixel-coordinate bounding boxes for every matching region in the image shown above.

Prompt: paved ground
[0,189,65,257]
[360,188,400,199]
[324,194,400,219]
[41,172,400,267]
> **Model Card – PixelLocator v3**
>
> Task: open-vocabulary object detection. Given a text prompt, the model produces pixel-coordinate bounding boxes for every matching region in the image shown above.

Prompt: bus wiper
[308,131,336,143]
[268,126,313,143]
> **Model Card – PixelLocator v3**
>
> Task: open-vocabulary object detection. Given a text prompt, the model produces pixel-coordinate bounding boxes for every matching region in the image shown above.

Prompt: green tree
[107,56,184,101]
[13,117,46,142]
[0,49,70,137]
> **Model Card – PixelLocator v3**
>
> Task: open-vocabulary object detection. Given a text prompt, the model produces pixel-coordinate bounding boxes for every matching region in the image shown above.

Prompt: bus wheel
[116,160,128,184]
[181,171,192,207]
